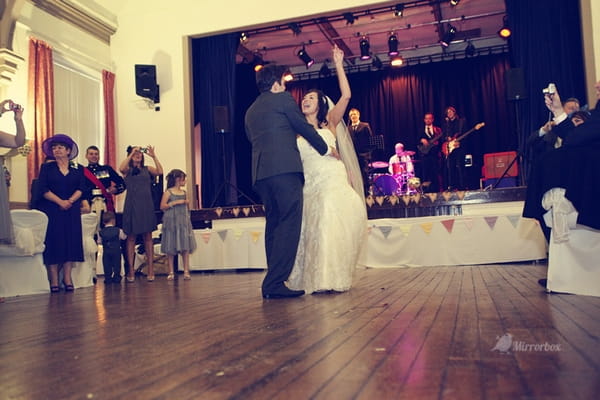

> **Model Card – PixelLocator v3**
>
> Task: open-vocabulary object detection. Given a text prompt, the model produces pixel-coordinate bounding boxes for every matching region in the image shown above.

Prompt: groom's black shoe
[262,287,305,299]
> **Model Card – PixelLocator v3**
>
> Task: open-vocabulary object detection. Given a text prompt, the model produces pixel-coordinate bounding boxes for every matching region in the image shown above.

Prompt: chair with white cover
[0,210,49,297]
[542,188,600,297]
[71,212,99,288]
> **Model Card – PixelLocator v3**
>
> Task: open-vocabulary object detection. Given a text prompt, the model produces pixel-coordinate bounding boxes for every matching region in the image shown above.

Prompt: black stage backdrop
[193,0,586,207]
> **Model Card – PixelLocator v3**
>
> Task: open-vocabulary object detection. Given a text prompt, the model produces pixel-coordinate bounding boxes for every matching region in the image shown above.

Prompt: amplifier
[483,151,518,179]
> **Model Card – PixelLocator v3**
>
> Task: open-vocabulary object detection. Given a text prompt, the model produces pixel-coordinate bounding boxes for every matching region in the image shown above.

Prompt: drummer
[388,142,415,176]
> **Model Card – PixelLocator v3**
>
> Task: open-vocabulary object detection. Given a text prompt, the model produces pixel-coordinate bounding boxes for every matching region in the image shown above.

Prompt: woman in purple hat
[37,134,86,293]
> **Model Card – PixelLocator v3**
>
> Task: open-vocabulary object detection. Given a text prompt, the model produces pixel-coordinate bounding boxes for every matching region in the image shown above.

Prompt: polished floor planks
[1,263,599,400]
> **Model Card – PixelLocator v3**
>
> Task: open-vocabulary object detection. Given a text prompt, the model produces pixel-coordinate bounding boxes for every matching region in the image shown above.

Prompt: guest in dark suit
[245,64,336,299]
[417,112,443,192]
[348,108,373,195]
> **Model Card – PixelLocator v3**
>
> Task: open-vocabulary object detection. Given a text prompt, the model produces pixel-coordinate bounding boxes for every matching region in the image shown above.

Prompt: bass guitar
[417,131,444,155]
[441,122,485,157]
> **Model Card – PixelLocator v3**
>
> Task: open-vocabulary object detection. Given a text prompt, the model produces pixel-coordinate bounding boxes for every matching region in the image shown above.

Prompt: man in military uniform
[84,145,125,212]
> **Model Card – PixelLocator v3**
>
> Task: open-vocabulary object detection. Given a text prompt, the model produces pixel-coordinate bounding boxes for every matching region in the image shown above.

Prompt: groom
[245,64,337,299]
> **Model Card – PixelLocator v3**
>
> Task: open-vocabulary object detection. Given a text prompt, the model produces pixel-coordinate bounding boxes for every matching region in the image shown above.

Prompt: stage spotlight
[372,55,383,70]
[359,37,371,60]
[288,23,302,35]
[388,33,399,56]
[319,62,331,77]
[450,0,460,6]
[439,24,457,47]
[498,16,511,39]
[240,32,248,43]
[283,71,294,82]
[394,4,405,17]
[465,41,476,57]
[343,12,356,25]
[390,56,404,67]
[252,54,265,72]
[297,47,314,68]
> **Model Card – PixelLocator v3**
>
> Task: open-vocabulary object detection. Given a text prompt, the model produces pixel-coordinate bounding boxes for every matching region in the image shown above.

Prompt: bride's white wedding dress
[288,128,367,293]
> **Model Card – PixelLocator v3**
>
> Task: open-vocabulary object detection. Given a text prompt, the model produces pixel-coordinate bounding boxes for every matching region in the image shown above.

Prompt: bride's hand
[332,45,344,66]
[328,146,340,159]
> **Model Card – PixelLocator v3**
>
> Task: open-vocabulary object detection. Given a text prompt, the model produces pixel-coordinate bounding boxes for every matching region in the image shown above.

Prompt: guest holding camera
[119,145,163,282]
[0,99,25,246]
[37,134,86,293]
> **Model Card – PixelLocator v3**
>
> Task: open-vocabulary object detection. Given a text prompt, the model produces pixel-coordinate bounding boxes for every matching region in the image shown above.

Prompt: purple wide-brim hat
[42,134,79,160]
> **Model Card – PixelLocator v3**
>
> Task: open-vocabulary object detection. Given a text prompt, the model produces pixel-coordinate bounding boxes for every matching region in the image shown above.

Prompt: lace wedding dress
[288,128,367,293]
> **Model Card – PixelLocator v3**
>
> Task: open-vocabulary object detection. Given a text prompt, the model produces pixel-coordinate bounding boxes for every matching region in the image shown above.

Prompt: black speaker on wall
[505,68,527,101]
[213,106,230,133]
[134,64,160,103]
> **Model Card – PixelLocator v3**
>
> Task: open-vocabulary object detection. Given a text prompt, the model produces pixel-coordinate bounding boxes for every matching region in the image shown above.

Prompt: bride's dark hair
[306,89,329,128]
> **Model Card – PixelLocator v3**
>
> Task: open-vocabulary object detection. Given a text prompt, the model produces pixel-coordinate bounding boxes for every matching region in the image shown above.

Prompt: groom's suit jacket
[245,91,328,185]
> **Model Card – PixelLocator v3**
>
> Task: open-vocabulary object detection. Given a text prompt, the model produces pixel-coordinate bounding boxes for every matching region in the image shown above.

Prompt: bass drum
[373,174,400,196]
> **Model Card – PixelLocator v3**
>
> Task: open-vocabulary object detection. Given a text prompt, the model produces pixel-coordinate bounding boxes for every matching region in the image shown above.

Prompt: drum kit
[368,151,421,196]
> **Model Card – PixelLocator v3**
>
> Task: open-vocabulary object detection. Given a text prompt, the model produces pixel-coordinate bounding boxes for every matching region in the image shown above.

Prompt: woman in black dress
[119,145,163,282]
[37,134,86,293]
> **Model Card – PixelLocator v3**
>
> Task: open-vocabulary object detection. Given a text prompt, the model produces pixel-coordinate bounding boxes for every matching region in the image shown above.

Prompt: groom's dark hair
[256,64,288,92]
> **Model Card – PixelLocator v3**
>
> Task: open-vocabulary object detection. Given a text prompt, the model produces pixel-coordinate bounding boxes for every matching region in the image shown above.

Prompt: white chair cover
[71,213,99,288]
[543,188,600,297]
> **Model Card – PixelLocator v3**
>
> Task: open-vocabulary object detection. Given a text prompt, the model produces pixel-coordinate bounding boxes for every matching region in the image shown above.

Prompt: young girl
[160,169,197,280]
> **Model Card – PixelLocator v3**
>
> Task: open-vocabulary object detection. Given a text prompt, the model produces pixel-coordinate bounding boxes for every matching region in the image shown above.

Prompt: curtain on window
[27,38,54,185]
[102,70,116,167]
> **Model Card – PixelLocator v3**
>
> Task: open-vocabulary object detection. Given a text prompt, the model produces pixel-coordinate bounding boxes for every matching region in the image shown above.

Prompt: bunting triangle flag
[420,222,434,234]
[463,218,474,231]
[441,219,455,233]
[250,231,261,243]
[378,226,392,239]
[366,195,375,207]
[484,216,498,230]
[426,193,438,202]
[215,207,223,217]
[375,196,385,206]
[442,191,453,201]
[389,195,399,205]
[456,190,466,200]
[402,195,411,205]
[507,215,520,228]
[398,224,412,236]
[217,230,228,242]
[242,207,251,216]
[232,207,240,217]
[233,229,244,240]
[201,232,211,244]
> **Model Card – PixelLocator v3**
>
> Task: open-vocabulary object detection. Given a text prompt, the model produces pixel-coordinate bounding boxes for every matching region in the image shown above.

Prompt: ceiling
[236,0,508,78]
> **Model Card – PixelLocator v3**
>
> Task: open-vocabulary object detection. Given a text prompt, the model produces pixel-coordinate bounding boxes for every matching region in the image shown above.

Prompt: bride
[288,45,367,294]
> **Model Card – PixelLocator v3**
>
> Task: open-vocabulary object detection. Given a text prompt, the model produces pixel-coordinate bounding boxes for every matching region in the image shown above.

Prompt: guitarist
[417,112,443,192]
[443,106,468,190]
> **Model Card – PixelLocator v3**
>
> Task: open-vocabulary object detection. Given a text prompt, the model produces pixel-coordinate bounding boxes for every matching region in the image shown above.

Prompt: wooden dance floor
[1,263,599,399]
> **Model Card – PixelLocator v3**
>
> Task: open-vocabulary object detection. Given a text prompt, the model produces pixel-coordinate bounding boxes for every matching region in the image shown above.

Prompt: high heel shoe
[126,276,135,283]
[147,275,155,282]
[167,273,175,281]
[183,273,191,280]
[64,284,74,292]
[50,286,60,293]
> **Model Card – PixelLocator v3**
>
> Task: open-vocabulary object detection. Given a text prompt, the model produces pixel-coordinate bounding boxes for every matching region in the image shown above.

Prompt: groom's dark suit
[245,90,328,297]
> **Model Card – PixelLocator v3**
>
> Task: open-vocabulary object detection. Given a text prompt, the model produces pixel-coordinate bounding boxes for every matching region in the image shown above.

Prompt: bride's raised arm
[327,45,351,130]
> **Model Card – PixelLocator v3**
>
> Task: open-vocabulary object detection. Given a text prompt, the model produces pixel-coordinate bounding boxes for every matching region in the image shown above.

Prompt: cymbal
[369,161,389,168]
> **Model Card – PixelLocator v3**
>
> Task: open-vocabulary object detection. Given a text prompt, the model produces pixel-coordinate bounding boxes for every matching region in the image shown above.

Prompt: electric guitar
[441,122,485,157]
[417,130,444,155]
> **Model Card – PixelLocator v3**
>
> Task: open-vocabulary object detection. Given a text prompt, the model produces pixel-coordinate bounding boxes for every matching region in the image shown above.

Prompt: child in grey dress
[160,169,196,280]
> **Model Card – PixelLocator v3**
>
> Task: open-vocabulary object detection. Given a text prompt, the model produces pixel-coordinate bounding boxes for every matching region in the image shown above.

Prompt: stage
[187,187,547,270]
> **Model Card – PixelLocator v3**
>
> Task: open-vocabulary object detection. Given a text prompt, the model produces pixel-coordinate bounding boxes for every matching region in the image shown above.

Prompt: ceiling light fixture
[288,23,302,35]
[297,47,314,68]
[388,33,399,56]
[439,24,457,47]
[465,41,476,57]
[343,13,356,25]
[390,56,404,67]
[394,4,405,17]
[359,37,371,60]
[252,53,265,72]
[372,55,383,70]
[283,71,294,82]
[450,0,460,6]
[498,16,511,39]
[319,62,331,77]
